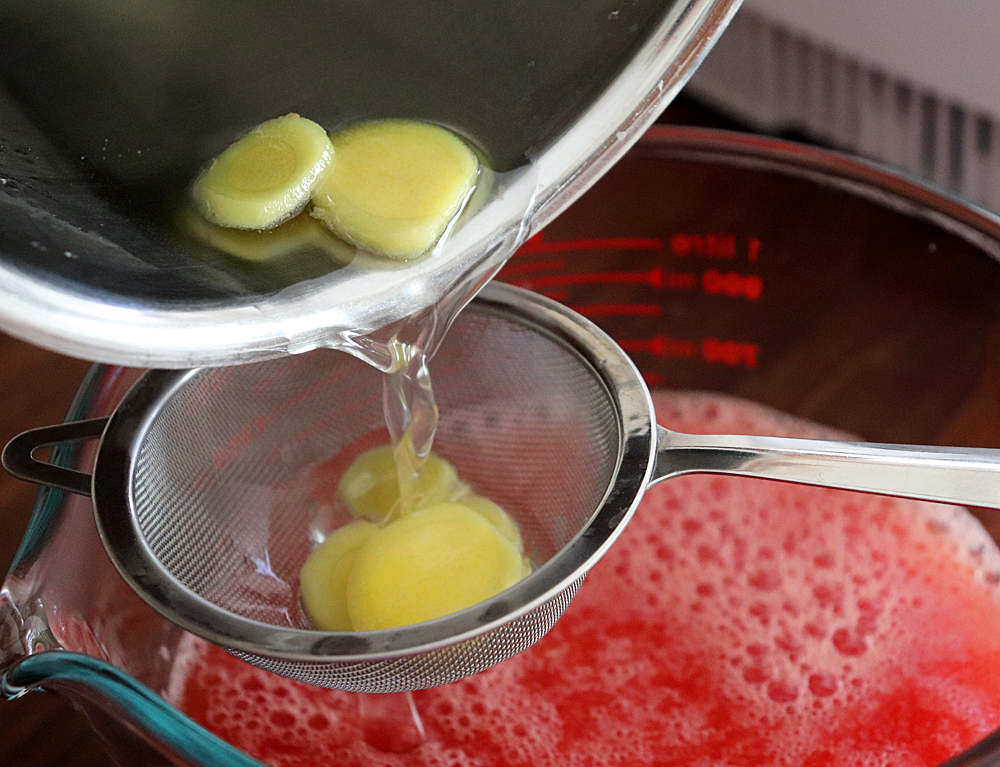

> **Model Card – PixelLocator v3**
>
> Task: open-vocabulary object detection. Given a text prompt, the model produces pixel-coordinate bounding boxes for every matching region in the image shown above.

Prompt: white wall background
[747,0,1000,116]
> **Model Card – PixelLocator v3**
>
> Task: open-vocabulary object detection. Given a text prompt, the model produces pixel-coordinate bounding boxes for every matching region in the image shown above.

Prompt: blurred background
[4,1,1000,763]
[684,0,1000,213]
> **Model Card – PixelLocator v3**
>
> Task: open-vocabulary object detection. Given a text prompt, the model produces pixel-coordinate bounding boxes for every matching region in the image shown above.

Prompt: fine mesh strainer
[4,283,650,693]
[8,282,1000,693]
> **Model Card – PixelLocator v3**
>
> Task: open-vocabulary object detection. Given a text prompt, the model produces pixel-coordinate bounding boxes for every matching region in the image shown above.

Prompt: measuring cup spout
[652,426,1000,509]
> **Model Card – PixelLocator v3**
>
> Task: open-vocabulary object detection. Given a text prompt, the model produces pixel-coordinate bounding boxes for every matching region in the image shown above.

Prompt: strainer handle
[653,426,1000,509]
[2,418,108,496]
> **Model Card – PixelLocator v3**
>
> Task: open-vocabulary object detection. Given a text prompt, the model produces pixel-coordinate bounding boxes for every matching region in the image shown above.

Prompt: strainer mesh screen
[128,306,620,687]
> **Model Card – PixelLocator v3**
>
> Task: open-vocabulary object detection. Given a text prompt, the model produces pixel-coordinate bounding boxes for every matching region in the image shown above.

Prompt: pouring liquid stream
[295,167,534,748]
[316,285,465,750]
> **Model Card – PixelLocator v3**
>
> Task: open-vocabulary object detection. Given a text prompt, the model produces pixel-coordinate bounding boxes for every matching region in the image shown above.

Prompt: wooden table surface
[0,97,742,766]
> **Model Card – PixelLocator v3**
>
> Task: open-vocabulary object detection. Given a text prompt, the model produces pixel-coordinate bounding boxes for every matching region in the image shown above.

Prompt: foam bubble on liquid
[612,391,1000,764]
[168,390,1000,767]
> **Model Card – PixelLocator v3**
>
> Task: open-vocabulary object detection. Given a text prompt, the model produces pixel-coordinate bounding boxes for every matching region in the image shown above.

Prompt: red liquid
[174,392,1000,767]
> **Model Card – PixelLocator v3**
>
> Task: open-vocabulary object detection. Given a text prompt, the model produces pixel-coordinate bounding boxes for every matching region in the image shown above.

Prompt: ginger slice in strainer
[345,502,528,631]
[302,448,530,632]
[299,520,378,632]
[336,445,458,522]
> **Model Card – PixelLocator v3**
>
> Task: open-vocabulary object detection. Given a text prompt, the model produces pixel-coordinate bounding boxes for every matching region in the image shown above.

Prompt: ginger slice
[303,447,530,632]
[460,494,523,550]
[346,502,526,631]
[179,205,354,264]
[192,114,334,230]
[336,444,458,522]
[310,119,478,258]
[299,520,378,632]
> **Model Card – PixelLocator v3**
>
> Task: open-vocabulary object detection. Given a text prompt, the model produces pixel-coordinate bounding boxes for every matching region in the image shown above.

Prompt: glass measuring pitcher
[8,126,1000,766]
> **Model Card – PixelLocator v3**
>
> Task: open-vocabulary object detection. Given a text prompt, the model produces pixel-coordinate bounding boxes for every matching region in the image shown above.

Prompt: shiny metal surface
[654,428,1000,506]
[0,0,741,368]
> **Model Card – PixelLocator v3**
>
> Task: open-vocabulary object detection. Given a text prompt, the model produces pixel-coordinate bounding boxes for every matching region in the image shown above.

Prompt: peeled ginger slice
[346,502,526,631]
[299,520,378,632]
[192,114,334,230]
[178,205,354,264]
[311,119,479,258]
[337,445,458,522]
[461,494,523,549]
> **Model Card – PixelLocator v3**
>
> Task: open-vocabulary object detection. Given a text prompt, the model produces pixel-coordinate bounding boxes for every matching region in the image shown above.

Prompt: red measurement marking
[516,231,662,256]
[670,233,736,259]
[748,238,761,263]
[499,257,566,277]
[511,266,697,291]
[518,231,546,252]
[618,334,698,359]
[569,303,662,318]
[702,270,763,301]
[701,338,759,369]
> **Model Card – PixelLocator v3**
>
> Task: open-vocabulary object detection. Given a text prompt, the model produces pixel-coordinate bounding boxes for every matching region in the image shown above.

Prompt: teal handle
[3,652,265,767]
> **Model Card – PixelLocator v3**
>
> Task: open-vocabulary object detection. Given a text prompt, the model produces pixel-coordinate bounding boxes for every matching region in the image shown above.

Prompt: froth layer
[170,391,1000,767]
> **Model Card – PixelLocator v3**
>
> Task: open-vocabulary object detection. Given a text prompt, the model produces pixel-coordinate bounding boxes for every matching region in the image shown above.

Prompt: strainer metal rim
[90,282,658,663]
